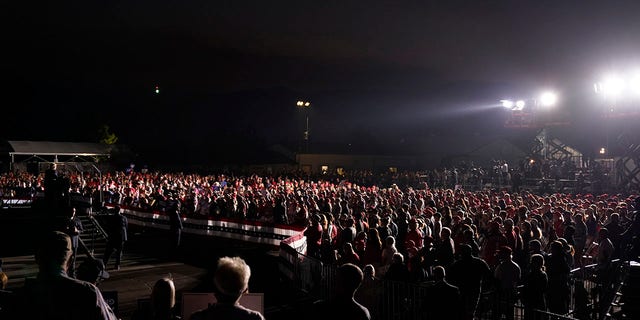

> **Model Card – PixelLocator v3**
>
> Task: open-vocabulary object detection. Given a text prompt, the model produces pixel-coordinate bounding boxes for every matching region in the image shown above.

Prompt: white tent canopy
[6,141,111,171]
[7,140,111,157]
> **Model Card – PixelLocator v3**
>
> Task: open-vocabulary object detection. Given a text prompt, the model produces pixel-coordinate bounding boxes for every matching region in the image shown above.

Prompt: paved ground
[1,209,310,320]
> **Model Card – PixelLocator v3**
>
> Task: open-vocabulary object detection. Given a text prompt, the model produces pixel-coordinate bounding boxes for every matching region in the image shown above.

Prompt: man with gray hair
[190,256,265,320]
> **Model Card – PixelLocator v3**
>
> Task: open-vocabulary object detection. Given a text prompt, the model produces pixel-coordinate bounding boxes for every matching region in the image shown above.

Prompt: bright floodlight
[540,91,557,106]
[501,100,514,109]
[515,100,526,109]
[600,75,625,97]
[297,100,311,107]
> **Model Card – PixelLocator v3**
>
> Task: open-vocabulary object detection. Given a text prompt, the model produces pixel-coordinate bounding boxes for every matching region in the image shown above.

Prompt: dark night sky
[2,1,640,165]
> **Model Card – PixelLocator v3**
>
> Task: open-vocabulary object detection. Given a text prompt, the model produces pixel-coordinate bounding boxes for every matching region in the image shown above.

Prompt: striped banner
[103,204,304,246]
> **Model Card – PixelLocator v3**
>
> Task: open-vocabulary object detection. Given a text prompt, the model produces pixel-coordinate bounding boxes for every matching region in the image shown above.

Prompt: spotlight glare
[501,100,514,109]
[600,75,625,97]
[515,100,526,110]
[540,91,558,106]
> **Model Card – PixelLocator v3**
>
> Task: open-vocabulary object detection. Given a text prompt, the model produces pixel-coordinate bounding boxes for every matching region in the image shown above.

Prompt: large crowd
[1,164,640,319]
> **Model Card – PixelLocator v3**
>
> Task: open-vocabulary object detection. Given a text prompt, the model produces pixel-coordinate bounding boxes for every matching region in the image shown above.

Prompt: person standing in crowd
[62,206,84,278]
[521,254,547,320]
[310,263,371,320]
[189,256,265,320]
[481,221,506,269]
[103,206,128,271]
[380,235,398,274]
[167,203,183,250]
[337,217,357,255]
[585,208,599,247]
[494,246,521,320]
[595,227,614,281]
[44,162,60,209]
[546,240,571,315]
[395,204,411,255]
[424,265,462,320]
[383,252,409,282]
[605,213,624,258]
[273,196,288,225]
[449,244,492,320]
[435,227,455,269]
[354,264,382,320]
[362,228,383,269]
[321,213,339,263]
[573,213,588,265]
[304,214,324,260]
[620,197,640,257]
[12,231,117,319]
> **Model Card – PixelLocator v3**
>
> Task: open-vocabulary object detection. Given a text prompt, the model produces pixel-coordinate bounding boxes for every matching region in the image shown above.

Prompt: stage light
[501,100,514,109]
[600,147,606,155]
[600,75,625,97]
[515,100,526,110]
[297,100,311,107]
[540,91,558,107]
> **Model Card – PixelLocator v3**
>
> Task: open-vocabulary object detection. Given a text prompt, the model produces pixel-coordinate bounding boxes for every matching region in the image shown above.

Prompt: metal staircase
[604,261,640,320]
[77,214,109,264]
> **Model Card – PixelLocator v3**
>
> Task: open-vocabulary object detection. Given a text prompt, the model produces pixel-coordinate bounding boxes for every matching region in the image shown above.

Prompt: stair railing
[86,214,109,255]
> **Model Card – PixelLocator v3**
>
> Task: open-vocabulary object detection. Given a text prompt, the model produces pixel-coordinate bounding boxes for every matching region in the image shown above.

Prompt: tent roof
[7,141,111,157]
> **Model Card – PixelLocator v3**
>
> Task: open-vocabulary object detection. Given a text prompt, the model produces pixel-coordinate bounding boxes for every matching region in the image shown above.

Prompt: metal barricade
[279,239,627,320]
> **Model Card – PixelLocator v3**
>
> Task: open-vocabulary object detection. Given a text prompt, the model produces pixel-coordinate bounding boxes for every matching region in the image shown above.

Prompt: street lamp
[296,100,311,151]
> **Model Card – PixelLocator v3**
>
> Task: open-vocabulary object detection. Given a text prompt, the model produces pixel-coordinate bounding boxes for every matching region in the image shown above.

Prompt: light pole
[296,100,311,152]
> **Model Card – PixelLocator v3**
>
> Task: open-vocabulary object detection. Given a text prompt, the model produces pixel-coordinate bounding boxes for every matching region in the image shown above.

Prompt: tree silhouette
[98,124,118,145]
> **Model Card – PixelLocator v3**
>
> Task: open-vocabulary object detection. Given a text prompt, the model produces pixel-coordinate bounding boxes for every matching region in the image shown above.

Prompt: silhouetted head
[36,231,72,272]
[459,243,473,258]
[151,277,176,317]
[336,263,364,297]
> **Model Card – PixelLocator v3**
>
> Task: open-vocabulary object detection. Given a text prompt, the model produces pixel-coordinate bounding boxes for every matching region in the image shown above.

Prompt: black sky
[3,1,640,165]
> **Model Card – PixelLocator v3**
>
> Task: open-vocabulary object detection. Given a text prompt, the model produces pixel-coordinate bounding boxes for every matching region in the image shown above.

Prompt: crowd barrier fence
[276,234,631,320]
